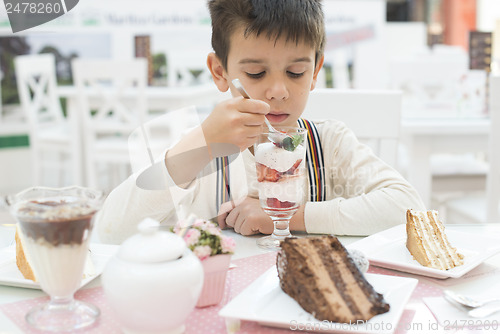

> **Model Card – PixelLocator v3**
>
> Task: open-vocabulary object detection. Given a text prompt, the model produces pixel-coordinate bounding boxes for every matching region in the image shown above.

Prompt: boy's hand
[201,97,270,151]
[217,197,273,235]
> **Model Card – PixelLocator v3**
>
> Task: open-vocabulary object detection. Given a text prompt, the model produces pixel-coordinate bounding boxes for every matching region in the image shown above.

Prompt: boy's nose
[266,79,288,101]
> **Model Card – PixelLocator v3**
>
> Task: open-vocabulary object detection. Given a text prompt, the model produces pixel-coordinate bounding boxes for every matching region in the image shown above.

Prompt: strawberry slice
[264,168,280,182]
[285,159,302,175]
[256,163,280,182]
[266,197,280,208]
[256,163,267,182]
[266,198,296,208]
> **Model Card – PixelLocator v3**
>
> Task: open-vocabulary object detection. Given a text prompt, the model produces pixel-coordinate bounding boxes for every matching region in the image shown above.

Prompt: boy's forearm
[164,126,211,188]
[290,205,306,231]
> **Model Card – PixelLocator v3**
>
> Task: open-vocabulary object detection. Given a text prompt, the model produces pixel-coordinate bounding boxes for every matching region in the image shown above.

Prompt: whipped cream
[14,197,97,221]
[255,142,305,173]
[22,237,90,296]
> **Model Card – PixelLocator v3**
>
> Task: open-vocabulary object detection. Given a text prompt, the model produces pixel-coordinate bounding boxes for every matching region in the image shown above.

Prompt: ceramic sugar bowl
[102,218,204,334]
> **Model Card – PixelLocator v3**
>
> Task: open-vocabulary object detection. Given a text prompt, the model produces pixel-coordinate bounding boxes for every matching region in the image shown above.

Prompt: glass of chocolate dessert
[7,186,103,332]
[254,127,307,250]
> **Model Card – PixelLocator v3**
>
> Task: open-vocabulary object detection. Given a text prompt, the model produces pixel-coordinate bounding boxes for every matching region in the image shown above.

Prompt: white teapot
[102,218,203,334]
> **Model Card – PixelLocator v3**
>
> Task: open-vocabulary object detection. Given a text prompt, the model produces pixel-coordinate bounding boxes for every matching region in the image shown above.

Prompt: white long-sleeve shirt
[96,119,425,244]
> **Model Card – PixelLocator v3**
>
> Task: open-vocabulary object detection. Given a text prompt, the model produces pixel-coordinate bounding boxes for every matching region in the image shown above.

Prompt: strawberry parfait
[255,134,306,214]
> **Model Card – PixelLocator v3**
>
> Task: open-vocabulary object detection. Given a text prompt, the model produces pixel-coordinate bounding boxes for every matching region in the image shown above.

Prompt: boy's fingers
[225,208,239,230]
[217,199,240,229]
[242,113,267,127]
[217,210,229,229]
[238,97,270,115]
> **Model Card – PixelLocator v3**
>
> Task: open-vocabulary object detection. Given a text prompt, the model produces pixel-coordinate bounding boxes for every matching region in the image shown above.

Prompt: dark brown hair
[208,0,325,69]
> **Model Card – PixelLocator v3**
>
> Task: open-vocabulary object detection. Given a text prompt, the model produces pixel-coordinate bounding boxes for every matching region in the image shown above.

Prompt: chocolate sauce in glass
[16,200,97,246]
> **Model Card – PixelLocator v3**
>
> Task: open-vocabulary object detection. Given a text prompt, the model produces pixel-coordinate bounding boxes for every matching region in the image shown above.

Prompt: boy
[96,0,424,244]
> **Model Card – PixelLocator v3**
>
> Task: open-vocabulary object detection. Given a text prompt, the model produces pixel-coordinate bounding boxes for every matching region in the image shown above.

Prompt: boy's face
[224,28,323,128]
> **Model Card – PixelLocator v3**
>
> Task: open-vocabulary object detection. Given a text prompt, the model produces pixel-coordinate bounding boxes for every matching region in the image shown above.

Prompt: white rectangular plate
[347,224,500,279]
[0,243,118,289]
[219,267,417,334]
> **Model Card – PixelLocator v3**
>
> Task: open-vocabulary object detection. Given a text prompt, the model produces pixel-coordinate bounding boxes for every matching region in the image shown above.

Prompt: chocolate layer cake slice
[277,236,390,323]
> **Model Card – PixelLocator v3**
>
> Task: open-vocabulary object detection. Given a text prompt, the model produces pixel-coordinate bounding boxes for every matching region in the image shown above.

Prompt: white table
[1,222,500,333]
[401,117,490,207]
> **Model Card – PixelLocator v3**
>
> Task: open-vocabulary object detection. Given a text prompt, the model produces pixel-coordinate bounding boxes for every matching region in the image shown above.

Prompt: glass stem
[271,217,292,239]
[48,295,75,309]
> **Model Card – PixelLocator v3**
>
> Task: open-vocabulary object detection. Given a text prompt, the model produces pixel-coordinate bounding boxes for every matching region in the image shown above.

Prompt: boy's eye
[287,71,304,78]
[246,71,265,79]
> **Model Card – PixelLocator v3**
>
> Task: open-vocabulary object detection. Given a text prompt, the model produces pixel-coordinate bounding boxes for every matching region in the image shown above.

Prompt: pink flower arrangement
[173,219,235,261]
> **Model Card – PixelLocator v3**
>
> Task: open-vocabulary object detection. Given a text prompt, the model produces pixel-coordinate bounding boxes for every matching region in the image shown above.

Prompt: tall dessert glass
[254,128,307,250]
[7,186,103,332]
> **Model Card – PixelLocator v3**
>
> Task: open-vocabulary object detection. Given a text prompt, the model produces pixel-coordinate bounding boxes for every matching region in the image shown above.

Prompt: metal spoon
[231,79,289,144]
[444,290,500,318]
[444,290,500,309]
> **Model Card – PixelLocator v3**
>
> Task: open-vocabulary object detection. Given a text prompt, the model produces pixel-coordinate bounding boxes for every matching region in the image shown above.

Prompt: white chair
[303,88,402,167]
[15,53,82,186]
[445,75,500,224]
[389,46,490,207]
[128,106,201,174]
[72,58,148,192]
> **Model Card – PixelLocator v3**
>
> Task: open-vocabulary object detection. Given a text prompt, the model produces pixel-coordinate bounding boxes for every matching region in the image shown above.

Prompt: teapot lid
[117,218,185,263]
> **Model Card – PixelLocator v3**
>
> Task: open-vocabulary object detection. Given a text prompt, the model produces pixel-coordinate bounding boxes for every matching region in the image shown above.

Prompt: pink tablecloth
[0,251,442,334]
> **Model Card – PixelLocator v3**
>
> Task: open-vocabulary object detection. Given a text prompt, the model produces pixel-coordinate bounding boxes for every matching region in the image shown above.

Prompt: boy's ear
[207,52,230,92]
[310,55,325,91]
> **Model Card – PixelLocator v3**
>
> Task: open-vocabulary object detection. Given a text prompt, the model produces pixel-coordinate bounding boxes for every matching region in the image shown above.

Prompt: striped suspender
[215,118,325,211]
[297,118,326,202]
[215,156,231,213]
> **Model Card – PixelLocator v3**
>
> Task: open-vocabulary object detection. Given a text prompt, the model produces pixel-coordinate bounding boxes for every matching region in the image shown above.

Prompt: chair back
[15,53,83,186]
[72,58,148,189]
[72,58,148,134]
[128,106,201,174]
[487,75,500,223]
[14,54,64,131]
[303,88,402,167]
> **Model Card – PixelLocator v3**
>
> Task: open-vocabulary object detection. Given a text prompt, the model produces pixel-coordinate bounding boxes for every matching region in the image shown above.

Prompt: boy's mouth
[266,113,288,124]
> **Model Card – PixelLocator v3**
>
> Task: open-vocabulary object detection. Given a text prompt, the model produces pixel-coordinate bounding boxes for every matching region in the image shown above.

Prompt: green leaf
[292,134,304,148]
[282,137,293,151]
[282,134,304,152]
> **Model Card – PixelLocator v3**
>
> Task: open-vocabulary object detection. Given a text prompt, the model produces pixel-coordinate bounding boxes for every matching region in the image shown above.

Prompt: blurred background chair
[72,58,148,192]
[445,74,500,224]
[15,53,82,186]
[388,45,490,210]
[303,88,402,167]
[128,106,201,175]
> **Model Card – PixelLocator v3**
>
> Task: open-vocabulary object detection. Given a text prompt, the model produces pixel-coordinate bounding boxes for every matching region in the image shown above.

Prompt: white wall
[0,0,389,89]
[323,0,386,89]
[477,0,500,31]
[382,21,428,88]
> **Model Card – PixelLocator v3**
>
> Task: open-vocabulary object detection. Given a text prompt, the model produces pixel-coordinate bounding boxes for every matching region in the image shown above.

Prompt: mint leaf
[282,134,303,151]
[282,137,293,151]
[292,134,304,148]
